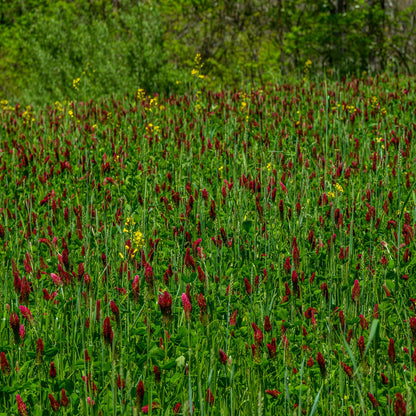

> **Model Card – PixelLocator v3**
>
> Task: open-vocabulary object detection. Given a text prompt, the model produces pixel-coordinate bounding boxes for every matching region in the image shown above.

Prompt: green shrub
[0,0,180,106]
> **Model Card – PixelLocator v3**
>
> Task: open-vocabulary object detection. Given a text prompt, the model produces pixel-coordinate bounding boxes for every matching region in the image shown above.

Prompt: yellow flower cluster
[370,96,387,116]
[137,88,146,101]
[335,183,344,193]
[240,92,248,112]
[145,96,164,113]
[194,90,203,113]
[54,101,63,113]
[82,62,95,76]
[303,59,312,80]
[146,123,160,134]
[123,217,135,233]
[123,218,145,258]
[0,99,12,111]
[346,105,356,114]
[133,230,145,250]
[375,136,385,148]
[191,53,205,79]
[73,78,80,90]
[22,105,35,123]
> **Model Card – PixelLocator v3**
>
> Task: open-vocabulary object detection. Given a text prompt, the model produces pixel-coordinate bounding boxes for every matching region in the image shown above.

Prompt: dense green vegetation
[1,0,415,106]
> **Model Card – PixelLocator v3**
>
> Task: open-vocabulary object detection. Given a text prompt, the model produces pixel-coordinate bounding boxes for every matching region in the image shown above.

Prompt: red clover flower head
[1,352,10,376]
[61,389,69,407]
[48,393,60,412]
[219,349,228,365]
[395,393,406,416]
[182,293,192,320]
[103,316,113,345]
[317,352,326,377]
[158,291,172,318]
[352,279,360,303]
[16,394,28,416]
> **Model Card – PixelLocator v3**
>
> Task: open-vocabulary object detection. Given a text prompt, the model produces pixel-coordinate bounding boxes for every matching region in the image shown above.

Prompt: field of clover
[0,72,416,416]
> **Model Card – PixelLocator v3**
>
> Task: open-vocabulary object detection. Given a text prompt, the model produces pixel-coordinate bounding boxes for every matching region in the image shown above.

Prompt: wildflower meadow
[1,71,416,416]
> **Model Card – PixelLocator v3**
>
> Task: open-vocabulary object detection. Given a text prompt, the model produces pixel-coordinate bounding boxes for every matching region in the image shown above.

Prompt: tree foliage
[0,0,178,105]
[0,0,415,105]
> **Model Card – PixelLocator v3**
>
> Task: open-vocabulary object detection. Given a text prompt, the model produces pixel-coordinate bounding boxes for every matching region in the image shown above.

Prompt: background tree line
[1,0,415,105]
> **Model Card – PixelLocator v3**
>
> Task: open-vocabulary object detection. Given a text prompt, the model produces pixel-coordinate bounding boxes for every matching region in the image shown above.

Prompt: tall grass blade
[309,384,323,416]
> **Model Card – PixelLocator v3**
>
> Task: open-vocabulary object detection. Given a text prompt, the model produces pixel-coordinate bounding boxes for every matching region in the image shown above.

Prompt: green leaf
[310,384,323,416]
[363,319,379,359]
[242,220,253,232]
[73,360,85,369]
[182,272,196,284]
[161,359,176,371]
[342,335,365,413]
[149,346,165,360]
[342,335,361,385]
[44,347,58,358]
[284,366,290,402]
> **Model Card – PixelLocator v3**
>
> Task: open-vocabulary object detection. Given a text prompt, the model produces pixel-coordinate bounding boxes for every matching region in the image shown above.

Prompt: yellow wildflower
[133,230,145,250]
[73,78,80,90]
[124,218,145,252]
[137,89,146,100]
[335,183,344,193]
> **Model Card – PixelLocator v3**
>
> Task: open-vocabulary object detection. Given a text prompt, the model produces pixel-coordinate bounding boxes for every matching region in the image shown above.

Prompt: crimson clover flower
[103,316,113,345]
